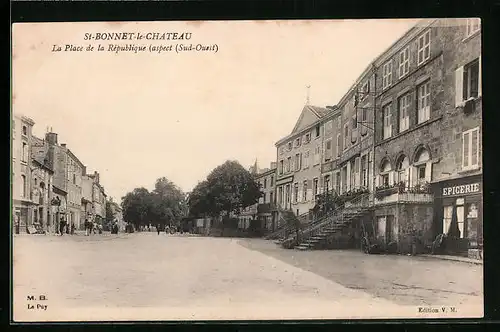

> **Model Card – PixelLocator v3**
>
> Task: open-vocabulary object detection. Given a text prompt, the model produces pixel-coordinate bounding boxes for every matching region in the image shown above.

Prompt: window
[324,139,332,161]
[34,178,38,186]
[286,157,291,173]
[466,18,480,37]
[417,81,431,123]
[396,156,410,187]
[21,175,26,197]
[360,108,368,136]
[398,47,410,78]
[303,181,308,202]
[263,178,267,189]
[343,124,349,149]
[315,125,320,138]
[22,126,27,136]
[464,59,480,100]
[382,61,393,89]
[361,81,370,100]
[352,116,357,129]
[336,134,341,157]
[303,151,310,168]
[313,146,321,165]
[295,138,301,147]
[398,93,410,132]
[22,142,27,162]
[324,175,331,193]
[279,147,284,155]
[270,175,274,186]
[305,133,311,143]
[335,172,341,193]
[279,160,284,175]
[293,183,299,203]
[417,30,431,65]
[381,174,389,186]
[73,174,76,184]
[462,127,480,170]
[278,186,283,204]
[287,142,292,151]
[379,159,391,186]
[361,155,368,187]
[383,104,392,139]
[270,191,274,204]
[313,178,319,198]
[295,153,301,171]
[324,120,333,134]
[417,166,426,184]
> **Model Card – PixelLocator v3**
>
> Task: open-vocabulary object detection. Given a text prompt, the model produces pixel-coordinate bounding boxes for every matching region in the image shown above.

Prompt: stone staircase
[264,207,309,242]
[294,207,370,250]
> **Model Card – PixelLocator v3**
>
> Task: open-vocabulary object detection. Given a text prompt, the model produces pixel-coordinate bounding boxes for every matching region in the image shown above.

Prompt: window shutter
[388,171,394,186]
[478,56,482,97]
[455,66,464,106]
[299,153,302,170]
[425,161,432,183]
[463,132,470,168]
[355,157,361,188]
[408,167,413,188]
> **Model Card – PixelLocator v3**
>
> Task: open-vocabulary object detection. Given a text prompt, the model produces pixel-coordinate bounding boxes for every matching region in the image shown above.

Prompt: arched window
[22,126,27,136]
[379,159,392,186]
[414,147,430,184]
[396,155,410,186]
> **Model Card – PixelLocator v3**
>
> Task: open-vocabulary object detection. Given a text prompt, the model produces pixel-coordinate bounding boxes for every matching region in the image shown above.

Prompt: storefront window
[443,205,452,234]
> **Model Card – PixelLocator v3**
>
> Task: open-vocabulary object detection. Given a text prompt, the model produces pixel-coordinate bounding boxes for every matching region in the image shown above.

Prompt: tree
[121,187,152,230]
[150,177,186,226]
[188,160,262,219]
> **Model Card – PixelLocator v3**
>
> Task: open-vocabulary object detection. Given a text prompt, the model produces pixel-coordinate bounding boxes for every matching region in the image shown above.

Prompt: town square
[11,18,483,321]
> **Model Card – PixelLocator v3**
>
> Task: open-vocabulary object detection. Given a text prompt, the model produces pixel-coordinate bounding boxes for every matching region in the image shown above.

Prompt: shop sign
[442,182,481,197]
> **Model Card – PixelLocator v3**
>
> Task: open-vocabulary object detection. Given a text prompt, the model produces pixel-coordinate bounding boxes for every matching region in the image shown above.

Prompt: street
[13,233,483,321]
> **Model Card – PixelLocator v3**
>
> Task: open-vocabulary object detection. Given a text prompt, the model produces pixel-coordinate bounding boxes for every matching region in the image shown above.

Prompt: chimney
[61,143,67,148]
[45,132,58,145]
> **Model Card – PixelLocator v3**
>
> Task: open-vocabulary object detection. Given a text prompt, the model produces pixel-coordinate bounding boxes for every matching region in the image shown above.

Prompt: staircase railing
[282,192,372,247]
[265,204,311,240]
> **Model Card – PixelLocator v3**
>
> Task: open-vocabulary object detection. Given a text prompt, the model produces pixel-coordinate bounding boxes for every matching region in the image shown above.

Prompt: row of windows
[257,175,274,189]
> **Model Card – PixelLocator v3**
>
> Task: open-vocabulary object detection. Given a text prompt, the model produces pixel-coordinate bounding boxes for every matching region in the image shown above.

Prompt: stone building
[66,149,85,230]
[429,18,482,258]
[81,172,94,224]
[108,197,125,231]
[369,18,481,253]
[275,104,330,217]
[88,171,107,223]
[12,113,36,233]
[31,136,54,233]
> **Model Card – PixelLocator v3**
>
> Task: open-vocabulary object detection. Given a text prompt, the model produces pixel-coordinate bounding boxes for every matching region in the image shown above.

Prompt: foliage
[120,178,187,229]
[188,160,262,218]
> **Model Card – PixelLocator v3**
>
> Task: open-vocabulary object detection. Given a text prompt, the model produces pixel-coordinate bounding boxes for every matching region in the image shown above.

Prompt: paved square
[13,233,483,321]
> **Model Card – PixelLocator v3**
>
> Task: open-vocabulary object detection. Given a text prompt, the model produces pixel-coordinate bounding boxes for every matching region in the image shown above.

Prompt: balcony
[257,203,272,214]
[374,182,433,205]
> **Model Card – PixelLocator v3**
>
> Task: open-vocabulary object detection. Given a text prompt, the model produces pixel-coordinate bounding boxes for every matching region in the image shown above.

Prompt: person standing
[59,216,66,236]
[156,223,161,235]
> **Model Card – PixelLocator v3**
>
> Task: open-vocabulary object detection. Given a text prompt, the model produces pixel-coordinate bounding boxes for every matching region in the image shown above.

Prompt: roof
[32,157,54,173]
[305,105,329,118]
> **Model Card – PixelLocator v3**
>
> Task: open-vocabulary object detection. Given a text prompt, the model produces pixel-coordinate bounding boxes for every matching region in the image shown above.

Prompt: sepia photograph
[11,18,483,322]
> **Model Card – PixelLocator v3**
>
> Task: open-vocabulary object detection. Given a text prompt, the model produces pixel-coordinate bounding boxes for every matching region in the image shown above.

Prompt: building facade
[369,18,481,254]
[108,198,125,232]
[430,18,482,258]
[12,114,36,232]
[81,172,94,225]
[66,149,85,230]
[275,105,331,217]
[89,171,107,222]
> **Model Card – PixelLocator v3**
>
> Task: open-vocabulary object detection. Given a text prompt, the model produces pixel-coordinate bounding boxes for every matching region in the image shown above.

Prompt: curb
[420,254,483,265]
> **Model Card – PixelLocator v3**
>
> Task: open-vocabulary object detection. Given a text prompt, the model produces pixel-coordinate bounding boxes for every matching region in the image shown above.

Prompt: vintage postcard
[11,19,483,322]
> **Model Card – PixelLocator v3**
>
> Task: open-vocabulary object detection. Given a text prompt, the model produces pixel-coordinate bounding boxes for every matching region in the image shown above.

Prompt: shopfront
[432,174,483,249]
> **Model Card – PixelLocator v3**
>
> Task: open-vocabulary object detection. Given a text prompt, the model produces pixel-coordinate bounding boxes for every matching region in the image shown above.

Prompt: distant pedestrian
[156,223,161,235]
[85,219,90,236]
[59,217,66,236]
[71,223,75,235]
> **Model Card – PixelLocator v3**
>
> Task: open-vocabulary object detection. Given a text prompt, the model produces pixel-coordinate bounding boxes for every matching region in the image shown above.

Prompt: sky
[12,19,420,202]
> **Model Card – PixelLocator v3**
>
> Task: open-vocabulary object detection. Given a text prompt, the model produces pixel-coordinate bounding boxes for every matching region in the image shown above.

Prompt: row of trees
[121,177,188,230]
[188,160,262,221]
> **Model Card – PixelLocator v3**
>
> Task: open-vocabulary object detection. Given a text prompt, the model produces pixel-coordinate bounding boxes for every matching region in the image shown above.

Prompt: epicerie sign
[442,182,481,196]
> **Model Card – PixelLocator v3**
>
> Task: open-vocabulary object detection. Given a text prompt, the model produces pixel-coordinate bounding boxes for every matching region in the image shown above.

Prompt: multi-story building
[108,197,125,231]
[81,172,94,224]
[31,136,54,233]
[275,104,331,217]
[430,18,482,258]
[88,171,107,223]
[239,161,278,231]
[12,113,36,233]
[369,18,481,254]
[66,149,85,230]
[41,132,68,232]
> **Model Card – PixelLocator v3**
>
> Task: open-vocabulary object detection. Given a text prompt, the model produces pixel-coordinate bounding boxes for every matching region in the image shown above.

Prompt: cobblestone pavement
[239,239,483,307]
[12,233,482,322]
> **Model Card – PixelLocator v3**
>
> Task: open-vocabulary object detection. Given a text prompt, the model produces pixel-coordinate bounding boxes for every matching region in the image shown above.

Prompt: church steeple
[250,158,259,175]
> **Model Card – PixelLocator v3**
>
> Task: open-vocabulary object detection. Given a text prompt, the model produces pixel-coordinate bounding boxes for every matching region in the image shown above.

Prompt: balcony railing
[374,182,433,204]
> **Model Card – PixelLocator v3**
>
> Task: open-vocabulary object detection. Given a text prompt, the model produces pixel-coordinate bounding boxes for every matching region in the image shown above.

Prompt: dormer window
[288,142,292,151]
